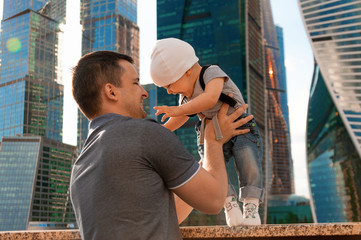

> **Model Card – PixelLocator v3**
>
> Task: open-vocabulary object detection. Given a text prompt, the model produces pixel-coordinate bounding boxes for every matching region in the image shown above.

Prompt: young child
[150,38,264,226]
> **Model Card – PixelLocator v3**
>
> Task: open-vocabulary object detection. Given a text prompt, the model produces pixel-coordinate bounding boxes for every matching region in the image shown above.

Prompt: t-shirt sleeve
[203,65,229,85]
[141,120,200,189]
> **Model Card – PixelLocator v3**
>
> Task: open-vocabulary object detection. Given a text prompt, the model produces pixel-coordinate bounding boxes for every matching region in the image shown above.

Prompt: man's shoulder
[130,117,160,127]
[123,118,172,136]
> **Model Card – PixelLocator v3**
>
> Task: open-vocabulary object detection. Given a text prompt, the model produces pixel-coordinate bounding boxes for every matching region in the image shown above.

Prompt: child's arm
[163,115,189,132]
[154,77,225,120]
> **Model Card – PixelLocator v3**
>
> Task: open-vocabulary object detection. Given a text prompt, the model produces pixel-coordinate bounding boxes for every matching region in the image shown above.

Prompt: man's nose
[141,86,149,98]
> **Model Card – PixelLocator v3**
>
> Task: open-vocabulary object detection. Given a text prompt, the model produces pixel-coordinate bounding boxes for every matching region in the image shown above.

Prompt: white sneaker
[224,196,243,227]
[242,200,261,225]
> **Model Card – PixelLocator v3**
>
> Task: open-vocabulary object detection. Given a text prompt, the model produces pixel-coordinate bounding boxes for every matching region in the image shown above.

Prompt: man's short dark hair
[72,51,134,119]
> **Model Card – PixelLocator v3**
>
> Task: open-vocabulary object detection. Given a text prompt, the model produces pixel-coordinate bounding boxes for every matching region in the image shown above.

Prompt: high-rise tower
[77,0,139,150]
[262,0,314,224]
[0,0,78,231]
[299,0,361,222]
[157,0,266,225]
[0,0,66,141]
[262,0,294,196]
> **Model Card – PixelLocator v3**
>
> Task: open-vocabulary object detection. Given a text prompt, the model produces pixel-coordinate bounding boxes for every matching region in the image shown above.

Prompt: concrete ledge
[181,223,361,239]
[0,230,81,240]
[1,223,361,239]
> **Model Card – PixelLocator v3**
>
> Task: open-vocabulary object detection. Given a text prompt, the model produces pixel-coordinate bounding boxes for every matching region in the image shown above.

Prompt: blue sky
[0,0,314,198]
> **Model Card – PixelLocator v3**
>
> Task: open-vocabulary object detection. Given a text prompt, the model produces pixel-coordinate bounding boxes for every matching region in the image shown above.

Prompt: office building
[157,0,266,225]
[0,0,78,231]
[0,136,77,231]
[307,63,361,222]
[299,0,361,222]
[263,0,294,195]
[267,194,313,224]
[0,0,66,142]
[263,0,308,224]
[142,83,158,120]
[77,0,139,150]
[275,25,291,132]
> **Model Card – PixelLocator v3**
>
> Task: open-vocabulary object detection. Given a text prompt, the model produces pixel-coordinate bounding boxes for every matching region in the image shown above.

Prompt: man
[70,51,253,240]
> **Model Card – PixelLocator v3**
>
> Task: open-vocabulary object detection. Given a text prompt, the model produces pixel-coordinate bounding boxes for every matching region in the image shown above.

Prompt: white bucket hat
[150,38,199,87]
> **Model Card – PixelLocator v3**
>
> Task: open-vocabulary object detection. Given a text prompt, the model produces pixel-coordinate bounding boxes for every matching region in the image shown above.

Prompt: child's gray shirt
[180,65,245,118]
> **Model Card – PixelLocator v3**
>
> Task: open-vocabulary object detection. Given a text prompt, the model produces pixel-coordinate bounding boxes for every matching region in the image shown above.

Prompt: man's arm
[154,77,225,121]
[174,193,194,224]
[173,103,253,217]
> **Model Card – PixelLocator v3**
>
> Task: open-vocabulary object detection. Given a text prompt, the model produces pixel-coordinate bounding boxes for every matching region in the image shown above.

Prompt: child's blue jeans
[196,113,264,203]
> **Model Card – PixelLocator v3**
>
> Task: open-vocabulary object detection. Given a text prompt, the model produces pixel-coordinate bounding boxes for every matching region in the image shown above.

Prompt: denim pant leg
[232,128,264,203]
[223,140,238,198]
[195,121,237,198]
[195,120,204,159]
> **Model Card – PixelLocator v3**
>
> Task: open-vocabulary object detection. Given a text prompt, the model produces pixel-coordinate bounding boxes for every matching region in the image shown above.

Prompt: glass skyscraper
[0,0,65,142]
[157,0,266,225]
[77,0,139,150]
[275,25,291,132]
[299,0,361,222]
[262,0,294,196]
[262,0,309,224]
[0,0,78,231]
[0,136,77,231]
[142,83,158,120]
[307,64,361,222]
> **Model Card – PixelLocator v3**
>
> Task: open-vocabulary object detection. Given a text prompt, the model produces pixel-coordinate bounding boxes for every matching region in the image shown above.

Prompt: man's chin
[137,110,147,119]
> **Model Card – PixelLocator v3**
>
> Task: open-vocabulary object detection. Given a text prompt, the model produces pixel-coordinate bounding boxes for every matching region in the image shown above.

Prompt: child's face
[164,71,193,97]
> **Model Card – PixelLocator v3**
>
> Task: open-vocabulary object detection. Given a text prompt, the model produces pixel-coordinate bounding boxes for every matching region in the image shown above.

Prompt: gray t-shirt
[70,113,200,240]
[181,65,245,118]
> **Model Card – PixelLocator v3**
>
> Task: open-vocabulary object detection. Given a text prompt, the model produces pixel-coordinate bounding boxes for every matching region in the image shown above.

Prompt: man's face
[116,60,148,119]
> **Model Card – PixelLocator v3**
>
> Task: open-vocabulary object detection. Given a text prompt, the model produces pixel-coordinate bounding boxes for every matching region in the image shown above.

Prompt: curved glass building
[307,63,361,222]
[299,0,361,222]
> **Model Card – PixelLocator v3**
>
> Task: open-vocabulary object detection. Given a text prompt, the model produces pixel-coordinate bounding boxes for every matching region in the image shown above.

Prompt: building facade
[307,63,361,223]
[262,0,294,196]
[299,0,361,222]
[77,0,139,150]
[0,0,65,142]
[262,0,309,224]
[142,83,158,120]
[0,0,78,231]
[267,194,313,224]
[0,136,77,231]
[275,25,291,132]
[157,0,266,224]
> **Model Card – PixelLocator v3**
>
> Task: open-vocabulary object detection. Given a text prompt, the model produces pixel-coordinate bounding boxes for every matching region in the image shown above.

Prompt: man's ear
[104,83,117,100]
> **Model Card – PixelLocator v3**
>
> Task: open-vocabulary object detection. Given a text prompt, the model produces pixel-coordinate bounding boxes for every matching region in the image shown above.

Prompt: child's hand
[154,106,183,122]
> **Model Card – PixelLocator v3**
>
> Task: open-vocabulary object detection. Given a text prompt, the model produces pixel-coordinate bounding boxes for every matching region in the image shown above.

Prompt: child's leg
[232,128,264,225]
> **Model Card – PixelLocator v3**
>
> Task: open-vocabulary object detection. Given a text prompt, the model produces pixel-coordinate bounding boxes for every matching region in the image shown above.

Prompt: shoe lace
[244,203,257,219]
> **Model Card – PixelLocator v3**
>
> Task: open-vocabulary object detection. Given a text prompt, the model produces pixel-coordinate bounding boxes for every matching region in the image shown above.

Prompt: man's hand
[204,102,253,145]
[153,105,183,122]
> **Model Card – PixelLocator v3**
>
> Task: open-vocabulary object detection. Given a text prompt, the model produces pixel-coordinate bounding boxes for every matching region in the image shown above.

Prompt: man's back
[70,113,199,240]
